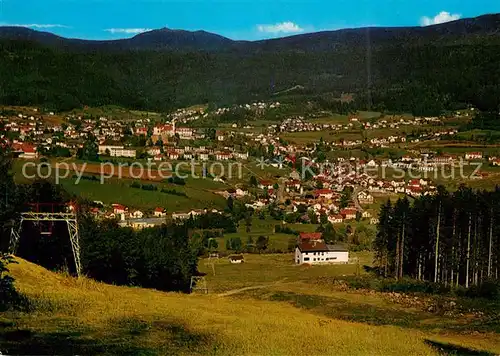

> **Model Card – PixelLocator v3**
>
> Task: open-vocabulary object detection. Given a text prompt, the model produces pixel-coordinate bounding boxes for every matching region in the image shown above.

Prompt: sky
[1,0,499,41]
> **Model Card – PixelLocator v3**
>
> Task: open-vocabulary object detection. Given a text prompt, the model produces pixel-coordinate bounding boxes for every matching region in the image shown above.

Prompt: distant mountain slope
[1,13,499,52]
[0,26,240,52]
[0,14,499,113]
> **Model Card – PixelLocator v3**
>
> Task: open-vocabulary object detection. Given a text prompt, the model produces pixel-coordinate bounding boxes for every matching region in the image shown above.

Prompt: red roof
[315,189,333,195]
[297,240,329,252]
[154,207,164,212]
[341,208,357,215]
[12,143,36,153]
[299,232,323,240]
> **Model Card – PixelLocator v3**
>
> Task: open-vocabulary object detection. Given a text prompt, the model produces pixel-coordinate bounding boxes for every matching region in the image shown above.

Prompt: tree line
[374,186,500,289]
[0,148,205,293]
[1,39,499,114]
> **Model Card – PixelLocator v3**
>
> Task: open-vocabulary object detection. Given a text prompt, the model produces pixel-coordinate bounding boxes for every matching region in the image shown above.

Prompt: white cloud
[104,28,152,34]
[256,21,304,34]
[420,11,461,26]
[3,23,69,29]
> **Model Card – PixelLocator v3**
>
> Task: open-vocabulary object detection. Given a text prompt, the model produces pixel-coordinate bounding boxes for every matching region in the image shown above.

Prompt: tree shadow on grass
[0,317,216,355]
[0,328,149,356]
[425,340,495,356]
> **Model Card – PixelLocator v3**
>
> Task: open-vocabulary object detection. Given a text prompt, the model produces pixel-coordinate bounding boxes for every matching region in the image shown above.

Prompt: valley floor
[1,256,499,355]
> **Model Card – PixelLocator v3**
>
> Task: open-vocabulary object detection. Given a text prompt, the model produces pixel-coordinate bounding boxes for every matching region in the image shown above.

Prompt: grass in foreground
[0,258,454,355]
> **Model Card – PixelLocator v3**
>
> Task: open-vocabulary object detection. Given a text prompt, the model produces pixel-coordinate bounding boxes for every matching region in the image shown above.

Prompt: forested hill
[0,14,500,113]
[1,14,500,52]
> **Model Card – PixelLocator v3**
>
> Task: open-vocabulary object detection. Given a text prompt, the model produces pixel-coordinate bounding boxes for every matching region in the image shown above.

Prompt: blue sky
[1,0,499,40]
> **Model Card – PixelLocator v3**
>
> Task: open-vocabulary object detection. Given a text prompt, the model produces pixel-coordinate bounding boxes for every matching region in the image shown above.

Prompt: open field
[198,253,500,354]
[308,113,350,125]
[59,177,227,211]
[357,111,382,120]
[199,252,373,293]
[2,257,498,355]
[219,216,321,252]
[2,258,497,355]
[280,131,362,144]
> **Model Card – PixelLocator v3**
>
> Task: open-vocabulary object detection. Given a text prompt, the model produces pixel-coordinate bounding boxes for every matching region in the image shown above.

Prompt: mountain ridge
[1,13,499,52]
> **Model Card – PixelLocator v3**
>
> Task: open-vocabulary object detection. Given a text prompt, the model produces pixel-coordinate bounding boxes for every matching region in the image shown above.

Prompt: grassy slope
[59,177,227,212]
[199,253,500,355]
[2,258,442,355]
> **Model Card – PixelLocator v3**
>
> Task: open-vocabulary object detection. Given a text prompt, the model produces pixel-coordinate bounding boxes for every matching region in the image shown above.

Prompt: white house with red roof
[135,127,148,136]
[314,189,334,199]
[357,191,374,204]
[112,204,127,215]
[340,208,357,220]
[328,215,344,224]
[153,124,175,136]
[176,127,194,139]
[12,143,38,159]
[154,208,166,217]
[295,241,349,265]
[215,151,232,161]
[465,152,483,160]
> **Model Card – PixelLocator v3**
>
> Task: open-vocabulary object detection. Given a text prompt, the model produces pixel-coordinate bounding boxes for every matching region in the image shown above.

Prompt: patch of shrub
[274,225,298,235]
[168,176,186,186]
[141,184,158,191]
[73,174,99,181]
[130,181,141,188]
[160,188,187,197]
[465,280,500,300]
[0,254,23,311]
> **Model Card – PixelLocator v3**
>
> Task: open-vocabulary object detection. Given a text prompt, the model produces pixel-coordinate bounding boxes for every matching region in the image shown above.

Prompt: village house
[12,143,38,159]
[258,180,274,190]
[357,191,374,204]
[147,148,161,156]
[315,189,334,199]
[465,152,483,161]
[198,152,209,161]
[167,151,180,160]
[328,215,344,224]
[135,127,148,136]
[176,127,194,139]
[172,212,191,220]
[112,204,127,215]
[295,241,349,265]
[154,208,166,217]
[99,145,136,158]
[130,210,144,219]
[341,208,357,220]
[215,151,232,161]
[233,152,249,160]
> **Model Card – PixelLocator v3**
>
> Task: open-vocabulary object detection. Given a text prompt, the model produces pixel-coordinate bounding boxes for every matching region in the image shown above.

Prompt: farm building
[295,241,349,265]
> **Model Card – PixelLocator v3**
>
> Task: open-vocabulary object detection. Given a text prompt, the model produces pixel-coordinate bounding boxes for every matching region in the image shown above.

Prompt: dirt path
[217,279,288,297]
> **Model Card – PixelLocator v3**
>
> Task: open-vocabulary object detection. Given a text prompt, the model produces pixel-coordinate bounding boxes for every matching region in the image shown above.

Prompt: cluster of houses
[87,202,224,230]
[143,145,249,162]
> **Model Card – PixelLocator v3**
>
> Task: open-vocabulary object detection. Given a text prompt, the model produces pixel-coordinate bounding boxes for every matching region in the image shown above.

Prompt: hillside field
[1,256,499,355]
